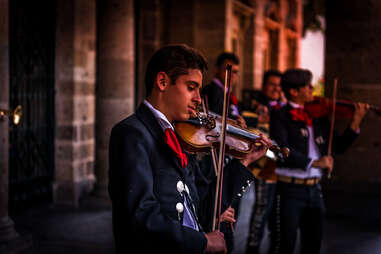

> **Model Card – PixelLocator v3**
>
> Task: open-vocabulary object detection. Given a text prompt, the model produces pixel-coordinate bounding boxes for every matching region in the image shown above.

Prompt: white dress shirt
[276,101,322,179]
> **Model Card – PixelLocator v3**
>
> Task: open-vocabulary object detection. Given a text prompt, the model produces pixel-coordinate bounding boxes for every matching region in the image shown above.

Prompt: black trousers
[246,178,276,254]
[269,181,325,254]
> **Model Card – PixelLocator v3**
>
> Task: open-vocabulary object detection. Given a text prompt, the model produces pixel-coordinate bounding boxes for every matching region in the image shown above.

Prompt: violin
[174,111,290,160]
[305,96,381,119]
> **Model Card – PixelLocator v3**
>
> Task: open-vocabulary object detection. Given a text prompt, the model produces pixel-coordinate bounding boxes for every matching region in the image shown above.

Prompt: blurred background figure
[268,68,369,254]
[242,69,285,254]
[202,52,247,128]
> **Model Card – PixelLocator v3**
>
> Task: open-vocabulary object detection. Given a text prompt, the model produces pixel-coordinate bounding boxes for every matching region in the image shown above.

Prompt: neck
[146,95,173,123]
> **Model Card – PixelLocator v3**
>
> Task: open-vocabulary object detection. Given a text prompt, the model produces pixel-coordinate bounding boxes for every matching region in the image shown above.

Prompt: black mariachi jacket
[108,103,253,254]
[202,80,238,119]
[269,103,359,170]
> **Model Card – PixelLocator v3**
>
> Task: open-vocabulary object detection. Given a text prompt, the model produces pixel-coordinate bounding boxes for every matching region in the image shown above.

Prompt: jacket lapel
[136,103,163,142]
[136,103,185,176]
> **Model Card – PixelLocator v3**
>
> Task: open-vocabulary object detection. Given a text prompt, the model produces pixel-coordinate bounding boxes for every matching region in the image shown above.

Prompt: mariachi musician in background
[268,68,369,254]
[242,69,286,254]
[202,52,247,127]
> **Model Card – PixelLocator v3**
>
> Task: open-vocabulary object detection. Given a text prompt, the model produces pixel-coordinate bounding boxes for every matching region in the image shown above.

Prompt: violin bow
[212,64,232,231]
[327,78,338,179]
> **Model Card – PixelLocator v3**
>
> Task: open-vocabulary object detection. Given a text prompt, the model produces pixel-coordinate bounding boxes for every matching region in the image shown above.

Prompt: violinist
[201,52,247,253]
[244,69,284,254]
[108,44,271,254]
[268,69,369,254]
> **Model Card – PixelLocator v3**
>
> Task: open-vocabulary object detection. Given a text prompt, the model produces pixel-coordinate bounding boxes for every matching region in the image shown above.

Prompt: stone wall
[54,0,96,206]
[325,0,381,193]
[194,0,228,83]
[0,0,10,220]
[95,0,135,198]
[0,1,31,251]
[135,0,161,104]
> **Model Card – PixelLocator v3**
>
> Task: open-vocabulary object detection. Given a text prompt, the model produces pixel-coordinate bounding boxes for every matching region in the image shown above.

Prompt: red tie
[230,93,238,106]
[164,128,187,167]
[289,108,312,126]
[271,103,281,111]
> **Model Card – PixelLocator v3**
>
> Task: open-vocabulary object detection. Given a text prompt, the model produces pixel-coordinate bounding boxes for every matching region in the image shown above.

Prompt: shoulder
[271,104,290,119]
[251,90,266,101]
[111,114,152,145]
[202,81,220,95]
[112,114,140,134]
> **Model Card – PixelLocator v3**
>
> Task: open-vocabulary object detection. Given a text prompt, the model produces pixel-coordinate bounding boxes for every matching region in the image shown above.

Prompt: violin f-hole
[205,134,220,142]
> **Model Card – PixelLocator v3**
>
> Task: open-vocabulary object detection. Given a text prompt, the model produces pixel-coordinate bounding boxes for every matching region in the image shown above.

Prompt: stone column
[252,0,266,89]
[295,0,303,67]
[0,0,18,243]
[95,0,135,198]
[136,0,161,104]
[278,0,287,71]
[0,1,32,252]
[242,13,255,90]
[194,0,228,82]
[55,0,96,206]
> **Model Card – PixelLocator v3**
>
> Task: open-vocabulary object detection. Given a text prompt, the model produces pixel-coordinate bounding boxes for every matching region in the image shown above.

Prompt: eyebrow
[186,80,201,88]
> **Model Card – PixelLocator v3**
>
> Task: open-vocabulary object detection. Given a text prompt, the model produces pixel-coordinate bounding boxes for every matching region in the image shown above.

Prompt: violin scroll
[195,111,216,130]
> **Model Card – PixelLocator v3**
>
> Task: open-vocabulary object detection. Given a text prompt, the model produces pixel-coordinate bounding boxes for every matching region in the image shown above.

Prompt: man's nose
[194,90,202,104]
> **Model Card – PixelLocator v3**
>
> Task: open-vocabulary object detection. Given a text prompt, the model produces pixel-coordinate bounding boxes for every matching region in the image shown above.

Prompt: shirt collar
[269,100,278,106]
[289,101,304,109]
[143,100,174,131]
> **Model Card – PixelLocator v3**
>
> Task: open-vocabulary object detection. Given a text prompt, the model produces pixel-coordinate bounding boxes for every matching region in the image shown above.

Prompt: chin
[178,114,189,122]
[271,95,280,101]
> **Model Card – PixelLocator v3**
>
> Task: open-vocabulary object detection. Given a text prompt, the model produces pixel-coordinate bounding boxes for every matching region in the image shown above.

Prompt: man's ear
[155,72,170,92]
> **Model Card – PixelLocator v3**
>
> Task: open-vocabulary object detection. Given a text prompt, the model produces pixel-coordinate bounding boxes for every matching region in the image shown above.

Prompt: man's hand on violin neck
[240,134,272,167]
[235,115,247,129]
[350,102,370,131]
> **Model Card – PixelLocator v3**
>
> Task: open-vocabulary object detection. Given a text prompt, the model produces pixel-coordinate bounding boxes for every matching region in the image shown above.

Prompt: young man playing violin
[108,44,272,254]
[268,68,369,254]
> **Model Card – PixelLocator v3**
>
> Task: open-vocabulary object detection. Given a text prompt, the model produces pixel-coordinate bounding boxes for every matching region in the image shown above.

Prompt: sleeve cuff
[306,158,313,170]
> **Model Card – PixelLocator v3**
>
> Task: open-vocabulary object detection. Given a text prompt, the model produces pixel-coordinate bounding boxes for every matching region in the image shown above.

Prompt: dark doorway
[9,0,55,213]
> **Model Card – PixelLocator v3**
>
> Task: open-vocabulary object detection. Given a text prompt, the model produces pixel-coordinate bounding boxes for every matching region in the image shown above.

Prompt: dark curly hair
[281,68,312,99]
[145,44,208,97]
